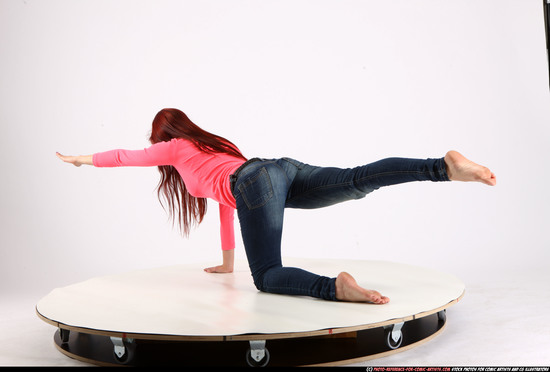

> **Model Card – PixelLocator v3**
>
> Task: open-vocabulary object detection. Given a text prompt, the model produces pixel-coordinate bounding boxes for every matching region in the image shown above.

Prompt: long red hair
[149,108,246,236]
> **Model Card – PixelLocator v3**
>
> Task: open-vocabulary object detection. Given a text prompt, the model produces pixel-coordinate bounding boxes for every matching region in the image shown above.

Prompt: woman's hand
[56,152,93,167]
[204,264,234,274]
[204,249,234,273]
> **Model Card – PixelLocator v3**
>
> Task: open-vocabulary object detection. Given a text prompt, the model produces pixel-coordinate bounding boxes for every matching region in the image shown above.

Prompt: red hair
[149,108,246,236]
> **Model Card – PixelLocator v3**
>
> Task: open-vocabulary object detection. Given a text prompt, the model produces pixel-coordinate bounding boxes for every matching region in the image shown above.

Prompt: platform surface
[36,258,464,338]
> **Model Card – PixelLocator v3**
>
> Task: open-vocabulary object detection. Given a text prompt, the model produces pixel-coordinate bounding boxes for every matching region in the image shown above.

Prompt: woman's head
[149,108,246,237]
[149,108,246,160]
[150,108,199,144]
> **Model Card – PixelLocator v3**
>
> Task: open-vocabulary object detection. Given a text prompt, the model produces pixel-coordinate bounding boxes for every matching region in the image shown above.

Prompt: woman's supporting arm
[204,248,234,273]
[203,204,236,273]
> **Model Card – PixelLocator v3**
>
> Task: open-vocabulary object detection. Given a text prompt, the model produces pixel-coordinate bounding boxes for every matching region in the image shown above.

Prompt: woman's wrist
[79,155,94,166]
[222,249,235,271]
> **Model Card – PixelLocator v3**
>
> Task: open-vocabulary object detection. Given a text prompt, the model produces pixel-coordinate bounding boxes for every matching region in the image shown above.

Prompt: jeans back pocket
[237,167,274,210]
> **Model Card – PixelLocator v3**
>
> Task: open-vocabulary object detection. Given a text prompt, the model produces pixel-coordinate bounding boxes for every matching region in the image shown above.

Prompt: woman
[56,108,496,305]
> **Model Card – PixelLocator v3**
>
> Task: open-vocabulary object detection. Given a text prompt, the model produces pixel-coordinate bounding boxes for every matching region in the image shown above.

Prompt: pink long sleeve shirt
[92,138,246,251]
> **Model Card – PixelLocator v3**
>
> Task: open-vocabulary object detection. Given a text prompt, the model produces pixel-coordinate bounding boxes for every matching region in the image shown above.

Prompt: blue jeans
[230,156,450,301]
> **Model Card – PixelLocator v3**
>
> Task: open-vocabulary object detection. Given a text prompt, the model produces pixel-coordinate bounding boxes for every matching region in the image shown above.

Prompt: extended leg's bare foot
[335,272,390,304]
[444,150,496,186]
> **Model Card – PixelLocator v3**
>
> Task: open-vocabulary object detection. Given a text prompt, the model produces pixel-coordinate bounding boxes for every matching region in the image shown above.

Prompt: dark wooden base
[53,312,446,367]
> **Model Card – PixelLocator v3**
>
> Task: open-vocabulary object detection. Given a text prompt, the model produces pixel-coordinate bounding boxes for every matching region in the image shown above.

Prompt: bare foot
[444,150,496,186]
[335,272,390,304]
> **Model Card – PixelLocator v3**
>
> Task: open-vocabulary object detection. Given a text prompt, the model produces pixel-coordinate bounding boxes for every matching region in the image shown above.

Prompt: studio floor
[1,265,549,367]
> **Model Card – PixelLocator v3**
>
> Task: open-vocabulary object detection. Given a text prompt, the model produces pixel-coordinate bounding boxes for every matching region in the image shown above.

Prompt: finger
[56,152,71,162]
[56,153,80,166]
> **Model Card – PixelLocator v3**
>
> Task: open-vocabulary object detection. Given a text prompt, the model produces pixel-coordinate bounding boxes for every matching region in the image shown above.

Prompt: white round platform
[36,258,465,366]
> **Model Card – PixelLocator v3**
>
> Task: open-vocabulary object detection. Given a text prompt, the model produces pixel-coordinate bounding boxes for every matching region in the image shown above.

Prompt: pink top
[92,138,246,251]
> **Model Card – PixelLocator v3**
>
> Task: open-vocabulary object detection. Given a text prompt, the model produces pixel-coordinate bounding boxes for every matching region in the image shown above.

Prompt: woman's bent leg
[232,161,337,300]
[258,266,336,300]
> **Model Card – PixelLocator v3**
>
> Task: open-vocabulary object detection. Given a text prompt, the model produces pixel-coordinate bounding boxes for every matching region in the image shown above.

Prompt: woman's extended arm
[56,152,93,167]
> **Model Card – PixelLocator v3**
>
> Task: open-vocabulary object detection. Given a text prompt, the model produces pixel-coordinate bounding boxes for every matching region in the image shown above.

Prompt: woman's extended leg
[284,156,449,209]
[285,151,495,210]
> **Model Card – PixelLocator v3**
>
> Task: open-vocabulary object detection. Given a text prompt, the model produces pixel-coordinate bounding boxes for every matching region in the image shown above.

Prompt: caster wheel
[112,339,136,365]
[246,347,270,367]
[384,327,403,350]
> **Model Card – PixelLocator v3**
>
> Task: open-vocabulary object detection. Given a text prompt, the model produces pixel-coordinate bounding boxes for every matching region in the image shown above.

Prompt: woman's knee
[251,272,268,292]
[250,265,281,293]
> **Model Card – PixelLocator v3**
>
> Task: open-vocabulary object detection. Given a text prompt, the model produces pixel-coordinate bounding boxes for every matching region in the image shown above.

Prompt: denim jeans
[230,156,450,301]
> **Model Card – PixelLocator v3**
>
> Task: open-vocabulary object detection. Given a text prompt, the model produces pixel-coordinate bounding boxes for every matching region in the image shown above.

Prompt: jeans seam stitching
[287,170,435,203]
